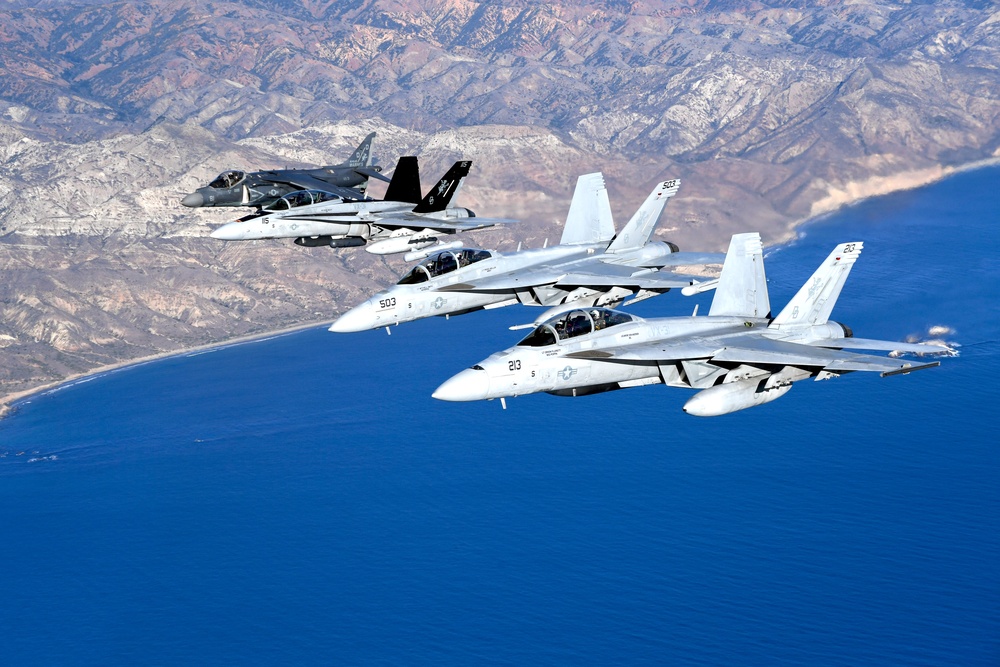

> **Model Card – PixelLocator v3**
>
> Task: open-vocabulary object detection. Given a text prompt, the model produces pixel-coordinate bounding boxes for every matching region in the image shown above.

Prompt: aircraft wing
[567,334,933,374]
[555,266,702,289]
[267,174,370,200]
[807,337,953,355]
[619,251,726,268]
[566,338,723,361]
[710,335,932,372]
[373,215,518,232]
[435,267,567,293]
[437,265,703,294]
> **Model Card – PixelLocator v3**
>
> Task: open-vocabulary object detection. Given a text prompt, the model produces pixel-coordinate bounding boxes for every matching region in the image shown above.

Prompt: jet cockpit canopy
[208,170,246,189]
[263,190,342,212]
[397,249,494,285]
[517,307,636,347]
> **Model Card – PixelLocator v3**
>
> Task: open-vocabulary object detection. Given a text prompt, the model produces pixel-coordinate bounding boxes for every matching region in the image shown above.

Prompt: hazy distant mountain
[1,0,998,402]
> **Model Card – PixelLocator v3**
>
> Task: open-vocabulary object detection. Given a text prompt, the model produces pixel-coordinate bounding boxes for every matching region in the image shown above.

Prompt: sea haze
[1,167,998,665]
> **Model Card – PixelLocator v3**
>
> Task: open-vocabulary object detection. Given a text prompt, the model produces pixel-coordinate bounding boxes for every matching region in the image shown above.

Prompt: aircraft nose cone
[432,368,491,402]
[210,223,244,241]
[181,192,205,207]
[329,304,374,333]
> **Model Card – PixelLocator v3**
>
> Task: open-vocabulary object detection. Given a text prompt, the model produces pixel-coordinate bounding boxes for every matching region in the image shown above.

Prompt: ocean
[1,166,998,665]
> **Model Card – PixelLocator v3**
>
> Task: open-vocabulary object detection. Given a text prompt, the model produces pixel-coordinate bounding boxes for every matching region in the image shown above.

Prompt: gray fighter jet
[181,132,388,208]
[433,233,954,415]
[209,158,515,254]
[330,174,723,333]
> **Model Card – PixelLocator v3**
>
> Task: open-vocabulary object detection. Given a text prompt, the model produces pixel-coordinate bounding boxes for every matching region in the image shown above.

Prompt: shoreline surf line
[0,319,334,420]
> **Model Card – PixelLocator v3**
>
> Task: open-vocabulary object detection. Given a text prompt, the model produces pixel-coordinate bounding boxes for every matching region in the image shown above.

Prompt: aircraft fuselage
[331,242,688,332]
[433,315,765,402]
[209,196,478,248]
[182,166,371,208]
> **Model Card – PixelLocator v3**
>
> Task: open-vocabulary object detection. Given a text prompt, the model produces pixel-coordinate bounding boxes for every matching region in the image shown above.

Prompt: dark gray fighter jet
[181,132,389,208]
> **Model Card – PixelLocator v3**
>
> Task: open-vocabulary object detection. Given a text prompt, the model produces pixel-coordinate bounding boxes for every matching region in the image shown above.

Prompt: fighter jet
[330,174,723,333]
[209,158,515,253]
[433,233,954,415]
[181,132,388,208]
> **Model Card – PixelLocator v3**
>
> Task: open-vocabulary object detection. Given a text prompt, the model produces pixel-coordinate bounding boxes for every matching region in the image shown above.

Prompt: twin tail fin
[383,156,422,205]
[412,160,472,214]
[708,232,770,318]
[605,178,680,254]
[769,242,863,328]
[559,172,615,245]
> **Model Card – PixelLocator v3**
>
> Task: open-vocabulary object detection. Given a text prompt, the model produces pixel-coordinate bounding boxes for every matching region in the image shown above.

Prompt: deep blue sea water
[2,166,998,666]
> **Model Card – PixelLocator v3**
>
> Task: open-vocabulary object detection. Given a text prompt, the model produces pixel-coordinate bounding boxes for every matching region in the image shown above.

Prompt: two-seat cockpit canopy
[397,249,494,285]
[518,308,636,347]
[262,190,344,212]
[208,170,246,189]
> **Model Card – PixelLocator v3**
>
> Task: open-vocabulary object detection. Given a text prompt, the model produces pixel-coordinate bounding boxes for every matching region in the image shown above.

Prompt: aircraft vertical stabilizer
[605,179,680,254]
[559,172,615,245]
[383,156,422,205]
[708,232,770,318]
[770,242,863,328]
[412,161,472,214]
[346,132,375,167]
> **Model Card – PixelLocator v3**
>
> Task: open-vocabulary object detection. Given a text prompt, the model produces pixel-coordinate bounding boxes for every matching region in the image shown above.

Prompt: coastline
[0,319,333,421]
[805,156,1000,222]
[774,155,1000,246]
[2,156,998,422]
